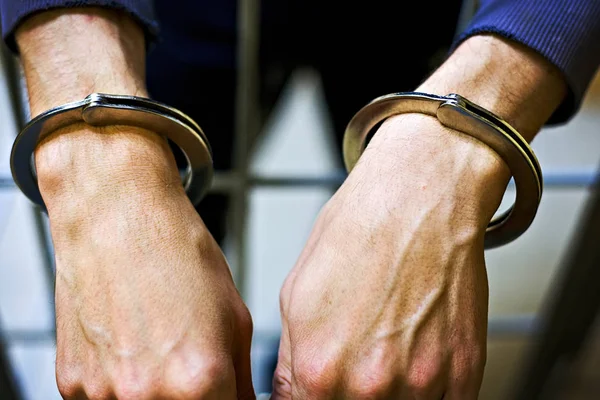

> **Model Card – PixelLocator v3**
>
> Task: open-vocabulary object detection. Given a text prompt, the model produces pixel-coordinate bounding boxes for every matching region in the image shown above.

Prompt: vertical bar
[1,44,56,325]
[0,41,25,129]
[232,0,261,298]
[0,321,21,400]
[454,0,478,37]
[511,170,600,400]
[0,178,15,189]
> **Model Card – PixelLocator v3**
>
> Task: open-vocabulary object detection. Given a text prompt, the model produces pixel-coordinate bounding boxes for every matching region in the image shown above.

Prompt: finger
[270,320,292,399]
[442,374,482,400]
[82,359,112,400]
[441,357,485,400]
[59,386,87,400]
[442,387,479,400]
[271,206,331,400]
[395,353,450,400]
[161,348,237,399]
[398,384,446,400]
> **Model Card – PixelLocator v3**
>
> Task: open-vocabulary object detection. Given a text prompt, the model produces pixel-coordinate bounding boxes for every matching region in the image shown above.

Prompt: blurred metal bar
[0,177,15,189]
[0,324,21,400]
[454,0,478,38]
[543,170,599,187]
[488,314,538,338]
[2,170,598,193]
[208,170,598,193]
[0,40,25,130]
[209,171,346,193]
[4,330,56,345]
[3,314,539,345]
[1,44,57,323]
[231,0,261,297]
[512,166,600,400]
[0,28,25,400]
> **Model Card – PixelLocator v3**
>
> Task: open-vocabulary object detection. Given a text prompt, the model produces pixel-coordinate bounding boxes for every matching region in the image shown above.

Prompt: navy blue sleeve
[456,0,600,124]
[1,0,158,52]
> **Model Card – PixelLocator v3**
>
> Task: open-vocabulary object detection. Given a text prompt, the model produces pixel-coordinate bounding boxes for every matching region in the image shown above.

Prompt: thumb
[270,319,293,399]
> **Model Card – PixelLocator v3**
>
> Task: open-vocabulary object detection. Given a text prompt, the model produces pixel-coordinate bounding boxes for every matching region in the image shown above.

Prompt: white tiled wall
[1,50,599,399]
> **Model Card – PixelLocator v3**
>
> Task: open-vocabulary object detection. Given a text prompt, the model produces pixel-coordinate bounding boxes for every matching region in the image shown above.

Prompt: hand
[272,113,508,399]
[16,10,255,397]
[37,126,255,399]
[272,34,567,399]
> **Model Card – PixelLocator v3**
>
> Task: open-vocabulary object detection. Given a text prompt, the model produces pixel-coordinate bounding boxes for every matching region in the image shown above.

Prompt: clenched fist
[272,114,510,399]
[37,126,255,399]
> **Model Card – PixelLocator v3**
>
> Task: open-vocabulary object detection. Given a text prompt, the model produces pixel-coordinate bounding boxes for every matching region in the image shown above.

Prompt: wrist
[36,125,210,271]
[35,124,186,218]
[14,7,173,217]
[366,113,510,227]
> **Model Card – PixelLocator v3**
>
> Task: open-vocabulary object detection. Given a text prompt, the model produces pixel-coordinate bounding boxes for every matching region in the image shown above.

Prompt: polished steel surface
[10,93,213,209]
[343,92,542,248]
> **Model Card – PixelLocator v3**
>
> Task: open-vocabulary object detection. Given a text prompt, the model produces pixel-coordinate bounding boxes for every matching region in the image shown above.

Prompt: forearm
[15,8,181,217]
[418,35,567,142]
[17,7,147,115]
[458,0,600,122]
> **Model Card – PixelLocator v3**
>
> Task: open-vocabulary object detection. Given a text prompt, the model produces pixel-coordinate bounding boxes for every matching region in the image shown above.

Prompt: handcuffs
[10,92,541,248]
[10,93,213,209]
[343,92,542,249]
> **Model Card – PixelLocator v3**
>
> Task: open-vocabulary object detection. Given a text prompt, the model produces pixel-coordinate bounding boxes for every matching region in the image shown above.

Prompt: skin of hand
[17,9,255,399]
[272,36,567,399]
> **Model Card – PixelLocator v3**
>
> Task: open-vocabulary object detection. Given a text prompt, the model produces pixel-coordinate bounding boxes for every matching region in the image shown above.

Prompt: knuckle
[347,372,395,398]
[113,379,154,399]
[166,356,234,397]
[406,356,445,394]
[83,382,112,400]
[346,353,396,398]
[112,366,155,399]
[56,380,82,399]
[55,364,84,399]
[293,356,339,397]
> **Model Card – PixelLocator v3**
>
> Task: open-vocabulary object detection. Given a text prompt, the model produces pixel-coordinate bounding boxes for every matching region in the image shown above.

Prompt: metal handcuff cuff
[11,93,213,210]
[343,92,542,249]
[11,91,541,249]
